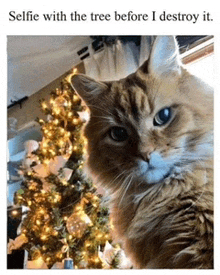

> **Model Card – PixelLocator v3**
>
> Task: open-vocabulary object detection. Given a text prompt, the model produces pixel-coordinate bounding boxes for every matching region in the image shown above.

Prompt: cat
[70,36,213,269]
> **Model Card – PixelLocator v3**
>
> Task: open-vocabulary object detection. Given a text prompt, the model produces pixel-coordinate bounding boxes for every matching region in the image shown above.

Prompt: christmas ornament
[23,157,34,169]
[98,241,133,269]
[66,210,92,238]
[49,156,68,175]
[64,258,74,269]
[61,168,73,181]
[98,241,118,268]
[117,249,133,269]
[33,163,50,178]
[24,140,39,155]
[78,110,89,123]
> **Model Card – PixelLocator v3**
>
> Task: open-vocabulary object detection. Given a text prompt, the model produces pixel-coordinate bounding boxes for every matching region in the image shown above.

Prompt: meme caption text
[9,10,213,24]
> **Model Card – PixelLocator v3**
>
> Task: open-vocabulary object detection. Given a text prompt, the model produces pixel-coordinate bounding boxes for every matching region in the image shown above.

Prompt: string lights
[11,69,114,269]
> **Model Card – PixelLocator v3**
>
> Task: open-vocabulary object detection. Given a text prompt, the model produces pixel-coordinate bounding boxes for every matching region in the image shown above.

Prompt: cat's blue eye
[153,107,172,126]
[109,127,128,142]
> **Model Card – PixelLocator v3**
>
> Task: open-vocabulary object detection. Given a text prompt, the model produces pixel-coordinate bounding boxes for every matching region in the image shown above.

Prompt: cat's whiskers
[180,151,210,164]
[88,162,129,189]
[109,169,129,186]
[87,104,114,116]
[91,115,114,120]
[185,186,206,213]
[118,173,134,206]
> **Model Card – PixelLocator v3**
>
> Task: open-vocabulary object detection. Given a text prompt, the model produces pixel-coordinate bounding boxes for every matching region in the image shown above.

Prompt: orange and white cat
[70,36,213,268]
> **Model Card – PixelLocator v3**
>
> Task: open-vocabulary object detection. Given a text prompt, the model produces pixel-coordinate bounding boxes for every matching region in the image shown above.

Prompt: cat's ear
[70,74,108,106]
[148,36,181,76]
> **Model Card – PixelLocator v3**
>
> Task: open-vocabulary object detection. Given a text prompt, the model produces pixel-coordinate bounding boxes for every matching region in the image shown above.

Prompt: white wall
[186,54,214,88]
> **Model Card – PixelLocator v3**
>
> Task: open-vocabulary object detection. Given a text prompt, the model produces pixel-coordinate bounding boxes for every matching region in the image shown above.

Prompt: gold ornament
[66,210,92,238]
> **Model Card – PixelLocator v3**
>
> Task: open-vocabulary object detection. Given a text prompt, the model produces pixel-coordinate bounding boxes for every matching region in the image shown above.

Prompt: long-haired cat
[70,36,213,269]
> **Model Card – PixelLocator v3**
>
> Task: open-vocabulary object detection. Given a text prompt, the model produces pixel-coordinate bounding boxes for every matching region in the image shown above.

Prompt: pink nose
[140,147,155,162]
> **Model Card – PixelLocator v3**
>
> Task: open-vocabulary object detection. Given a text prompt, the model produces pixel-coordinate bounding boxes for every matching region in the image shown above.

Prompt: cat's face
[71,36,213,191]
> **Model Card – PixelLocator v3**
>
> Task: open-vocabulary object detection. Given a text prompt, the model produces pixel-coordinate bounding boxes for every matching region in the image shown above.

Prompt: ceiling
[7,36,92,106]
[8,35,211,108]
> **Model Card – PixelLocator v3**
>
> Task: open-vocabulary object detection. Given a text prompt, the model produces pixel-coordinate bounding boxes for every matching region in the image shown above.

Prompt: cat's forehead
[106,72,178,122]
[111,79,151,114]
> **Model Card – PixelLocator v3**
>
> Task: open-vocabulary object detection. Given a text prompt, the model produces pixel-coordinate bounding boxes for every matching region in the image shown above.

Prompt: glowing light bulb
[59,140,65,146]
[42,142,48,148]
[54,119,59,125]
[11,210,18,216]
[54,108,60,115]
[73,95,78,102]
[43,159,50,165]
[45,227,50,233]
[39,209,45,214]
[75,205,82,212]
[64,132,70,139]
[85,241,91,247]
[39,119,44,124]
[72,118,79,125]
[68,111,73,118]
[66,68,77,83]
[35,256,44,268]
[62,180,68,186]
[94,257,100,263]
[57,252,63,259]
[50,98,55,104]
[46,257,51,262]
[41,235,47,241]
[97,233,102,239]
[42,102,47,109]
[29,185,34,190]
[73,145,78,151]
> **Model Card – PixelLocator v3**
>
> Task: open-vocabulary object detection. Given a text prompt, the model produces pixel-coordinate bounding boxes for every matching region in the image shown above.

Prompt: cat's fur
[70,36,213,269]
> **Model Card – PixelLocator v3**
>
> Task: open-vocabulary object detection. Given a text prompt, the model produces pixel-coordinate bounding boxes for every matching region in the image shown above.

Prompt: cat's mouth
[137,162,173,184]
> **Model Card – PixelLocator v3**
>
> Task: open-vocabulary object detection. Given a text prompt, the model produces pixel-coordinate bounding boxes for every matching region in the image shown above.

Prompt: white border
[1,1,220,274]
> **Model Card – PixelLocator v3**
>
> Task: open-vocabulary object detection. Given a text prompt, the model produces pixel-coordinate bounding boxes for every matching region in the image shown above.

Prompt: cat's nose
[140,148,154,163]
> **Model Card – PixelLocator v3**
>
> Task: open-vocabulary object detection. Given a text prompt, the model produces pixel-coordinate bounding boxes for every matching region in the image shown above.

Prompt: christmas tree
[8,69,116,269]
